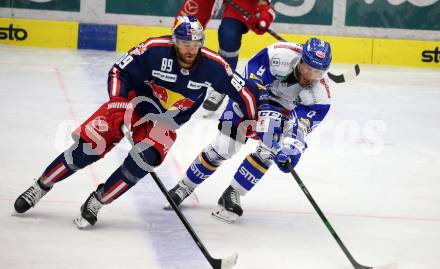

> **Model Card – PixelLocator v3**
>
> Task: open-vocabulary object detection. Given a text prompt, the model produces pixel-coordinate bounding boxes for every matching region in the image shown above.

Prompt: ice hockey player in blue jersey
[167,37,332,223]
[13,16,260,228]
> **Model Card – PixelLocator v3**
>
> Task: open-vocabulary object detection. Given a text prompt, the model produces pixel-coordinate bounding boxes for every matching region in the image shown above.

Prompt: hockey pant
[39,100,176,204]
[218,18,248,71]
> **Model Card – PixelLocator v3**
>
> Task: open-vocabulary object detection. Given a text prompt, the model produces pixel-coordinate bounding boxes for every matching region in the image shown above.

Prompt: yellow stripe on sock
[246,155,267,174]
[199,153,217,171]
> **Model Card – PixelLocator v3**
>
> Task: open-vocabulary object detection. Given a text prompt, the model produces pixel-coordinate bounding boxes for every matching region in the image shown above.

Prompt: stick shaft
[121,125,228,269]
[288,164,371,269]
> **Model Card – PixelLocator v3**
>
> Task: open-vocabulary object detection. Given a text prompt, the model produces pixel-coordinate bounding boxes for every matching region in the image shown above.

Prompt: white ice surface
[0,45,439,269]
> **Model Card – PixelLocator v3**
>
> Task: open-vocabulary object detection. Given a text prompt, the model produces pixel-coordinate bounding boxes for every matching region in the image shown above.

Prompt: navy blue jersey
[108,36,258,127]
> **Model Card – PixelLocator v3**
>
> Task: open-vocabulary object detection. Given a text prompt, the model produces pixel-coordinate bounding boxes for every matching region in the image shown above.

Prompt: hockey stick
[287,163,396,269]
[121,124,238,269]
[223,0,360,83]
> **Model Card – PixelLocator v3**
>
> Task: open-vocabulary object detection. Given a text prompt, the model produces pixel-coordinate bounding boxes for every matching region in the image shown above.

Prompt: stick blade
[327,71,344,83]
[354,64,361,75]
[355,262,397,269]
[327,64,361,83]
[208,253,238,269]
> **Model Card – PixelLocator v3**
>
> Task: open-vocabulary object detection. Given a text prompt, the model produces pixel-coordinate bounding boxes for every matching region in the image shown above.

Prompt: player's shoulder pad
[267,42,302,78]
[201,48,234,76]
[299,76,332,106]
[130,36,173,56]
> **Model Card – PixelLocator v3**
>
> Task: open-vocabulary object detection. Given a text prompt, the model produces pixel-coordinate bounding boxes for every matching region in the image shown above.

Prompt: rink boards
[1,17,439,68]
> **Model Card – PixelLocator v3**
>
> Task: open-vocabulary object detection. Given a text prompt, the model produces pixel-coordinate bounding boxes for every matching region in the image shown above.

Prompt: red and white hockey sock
[39,153,76,187]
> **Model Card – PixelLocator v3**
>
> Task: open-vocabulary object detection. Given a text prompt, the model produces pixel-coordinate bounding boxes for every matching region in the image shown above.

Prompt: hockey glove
[255,103,284,148]
[249,5,276,35]
[106,96,132,139]
[272,137,306,173]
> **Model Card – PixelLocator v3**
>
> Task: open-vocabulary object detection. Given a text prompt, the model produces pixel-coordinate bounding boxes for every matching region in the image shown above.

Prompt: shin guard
[232,154,269,194]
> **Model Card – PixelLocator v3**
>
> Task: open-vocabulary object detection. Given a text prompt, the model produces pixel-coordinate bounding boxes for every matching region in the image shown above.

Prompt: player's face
[297,62,324,86]
[175,39,202,67]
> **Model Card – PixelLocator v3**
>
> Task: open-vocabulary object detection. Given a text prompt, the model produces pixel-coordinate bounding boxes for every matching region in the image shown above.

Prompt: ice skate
[164,180,195,210]
[14,179,52,214]
[74,189,104,229]
[212,186,243,224]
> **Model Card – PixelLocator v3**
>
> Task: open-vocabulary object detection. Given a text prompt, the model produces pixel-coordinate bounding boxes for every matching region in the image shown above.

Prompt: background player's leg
[203,18,247,112]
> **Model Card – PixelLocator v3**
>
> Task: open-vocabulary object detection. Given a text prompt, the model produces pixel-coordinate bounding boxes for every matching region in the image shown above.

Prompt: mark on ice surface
[132,178,210,268]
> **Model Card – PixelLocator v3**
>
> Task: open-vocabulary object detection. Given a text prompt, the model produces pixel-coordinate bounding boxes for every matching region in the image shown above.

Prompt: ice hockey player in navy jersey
[167,37,332,223]
[175,0,276,112]
[13,16,260,228]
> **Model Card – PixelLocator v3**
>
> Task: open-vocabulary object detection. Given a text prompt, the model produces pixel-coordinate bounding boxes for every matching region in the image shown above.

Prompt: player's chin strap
[120,124,238,269]
[286,162,397,269]
[223,0,360,84]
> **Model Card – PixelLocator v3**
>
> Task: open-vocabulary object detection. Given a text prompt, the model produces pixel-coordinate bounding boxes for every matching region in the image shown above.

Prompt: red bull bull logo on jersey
[146,80,194,111]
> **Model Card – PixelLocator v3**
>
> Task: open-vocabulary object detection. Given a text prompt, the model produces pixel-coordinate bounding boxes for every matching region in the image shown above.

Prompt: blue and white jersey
[220,41,331,137]
[109,36,258,128]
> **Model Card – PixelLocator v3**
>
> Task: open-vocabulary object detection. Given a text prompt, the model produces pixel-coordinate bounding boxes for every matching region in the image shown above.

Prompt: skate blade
[163,203,196,210]
[11,210,21,216]
[221,253,239,269]
[163,203,173,210]
[211,206,239,224]
[73,215,92,229]
[163,193,200,210]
